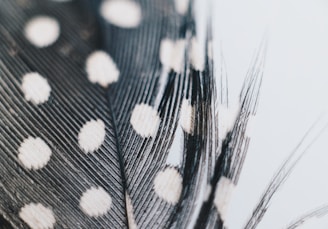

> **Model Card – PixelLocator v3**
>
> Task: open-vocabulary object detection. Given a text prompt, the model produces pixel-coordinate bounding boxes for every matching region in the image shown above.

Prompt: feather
[285,205,328,229]
[0,1,127,228]
[244,117,328,229]
[1,0,328,229]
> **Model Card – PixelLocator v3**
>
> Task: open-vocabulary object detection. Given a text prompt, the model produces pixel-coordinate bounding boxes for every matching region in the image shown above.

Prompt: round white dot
[174,0,189,15]
[19,203,56,229]
[159,39,186,73]
[180,99,194,134]
[24,16,60,48]
[130,104,160,138]
[219,104,240,139]
[86,51,120,87]
[21,73,51,105]
[78,119,106,153]
[154,167,183,205]
[160,38,174,68]
[100,0,142,28]
[190,38,205,71]
[171,39,186,73]
[80,187,112,217]
[18,137,52,170]
[214,177,235,222]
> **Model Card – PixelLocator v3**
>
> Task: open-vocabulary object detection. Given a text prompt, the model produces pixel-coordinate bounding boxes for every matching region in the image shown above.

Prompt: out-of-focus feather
[286,205,328,229]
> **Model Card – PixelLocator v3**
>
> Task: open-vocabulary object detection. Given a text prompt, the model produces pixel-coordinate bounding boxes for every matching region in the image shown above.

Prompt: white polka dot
[130,104,160,138]
[171,39,186,73]
[80,187,112,217]
[214,177,235,222]
[126,193,137,229]
[86,51,120,87]
[154,167,182,204]
[159,39,186,73]
[180,99,194,134]
[18,137,52,170]
[219,104,240,139]
[24,16,60,48]
[190,38,205,71]
[78,119,106,153]
[21,73,51,105]
[160,38,174,68]
[174,0,189,15]
[19,203,56,229]
[100,0,142,28]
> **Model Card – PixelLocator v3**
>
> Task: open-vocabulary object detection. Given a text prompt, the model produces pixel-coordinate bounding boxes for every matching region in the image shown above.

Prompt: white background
[210,0,328,228]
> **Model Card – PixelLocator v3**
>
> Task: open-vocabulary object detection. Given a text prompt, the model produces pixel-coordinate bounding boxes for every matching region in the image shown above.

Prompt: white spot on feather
[214,177,235,222]
[18,137,52,170]
[219,104,240,139]
[100,0,142,28]
[171,39,186,73]
[130,104,160,137]
[126,193,138,229]
[159,39,186,73]
[19,203,56,229]
[154,167,182,204]
[80,187,112,217]
[21,73,51,105]
[180,99,194,134]
[174,0,189,15]
[24,16,60,48]
[86,51,120,87]
[160,39,174,69]
[190,38,205,71]
[78,119,106,153]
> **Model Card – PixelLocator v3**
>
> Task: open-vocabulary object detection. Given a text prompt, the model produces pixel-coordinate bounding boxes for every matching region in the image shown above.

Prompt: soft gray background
[210,0,328,228]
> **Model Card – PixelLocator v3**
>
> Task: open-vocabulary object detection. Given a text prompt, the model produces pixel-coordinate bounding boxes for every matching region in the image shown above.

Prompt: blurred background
[210,0,328,228]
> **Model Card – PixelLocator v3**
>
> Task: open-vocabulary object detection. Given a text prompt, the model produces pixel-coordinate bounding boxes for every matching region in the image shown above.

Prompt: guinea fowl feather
[1,0,328,229]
